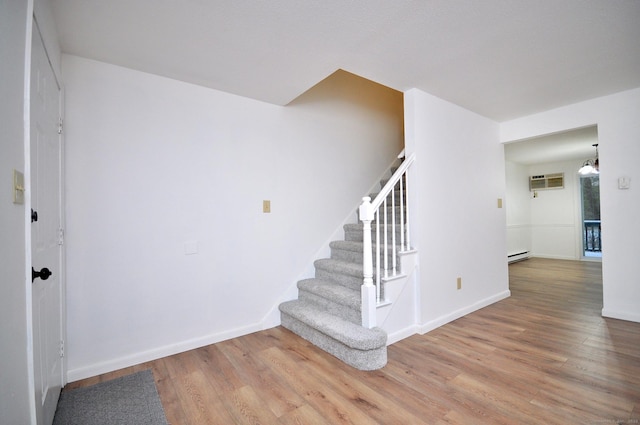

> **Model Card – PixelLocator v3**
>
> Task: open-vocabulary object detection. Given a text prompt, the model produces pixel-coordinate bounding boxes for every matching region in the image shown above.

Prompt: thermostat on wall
[618,176,631,190]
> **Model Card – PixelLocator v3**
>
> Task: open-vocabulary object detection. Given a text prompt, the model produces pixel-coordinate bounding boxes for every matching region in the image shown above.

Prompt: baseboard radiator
[508,251,531,263]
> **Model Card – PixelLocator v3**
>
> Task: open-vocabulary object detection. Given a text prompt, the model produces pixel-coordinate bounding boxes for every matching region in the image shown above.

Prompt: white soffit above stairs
[52,0,640,121]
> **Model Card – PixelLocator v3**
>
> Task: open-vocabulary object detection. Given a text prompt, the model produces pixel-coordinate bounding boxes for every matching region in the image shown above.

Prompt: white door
[31,19,64,425]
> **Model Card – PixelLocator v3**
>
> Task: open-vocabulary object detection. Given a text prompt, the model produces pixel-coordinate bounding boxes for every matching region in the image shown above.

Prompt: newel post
[359,197,376,328]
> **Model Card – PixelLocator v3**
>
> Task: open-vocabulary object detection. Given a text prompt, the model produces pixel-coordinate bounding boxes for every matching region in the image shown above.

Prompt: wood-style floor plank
[65,258,640,424]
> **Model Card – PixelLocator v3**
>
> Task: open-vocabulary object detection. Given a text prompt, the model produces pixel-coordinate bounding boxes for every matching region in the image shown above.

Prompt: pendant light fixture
[578,143,599,175]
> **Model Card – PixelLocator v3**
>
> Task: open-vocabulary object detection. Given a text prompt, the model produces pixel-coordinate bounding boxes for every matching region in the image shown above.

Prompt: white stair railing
[360,153,415,328]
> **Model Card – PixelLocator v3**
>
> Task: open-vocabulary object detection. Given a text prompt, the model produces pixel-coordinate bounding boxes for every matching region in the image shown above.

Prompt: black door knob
[31,209,38,223]
[32,267,52,282]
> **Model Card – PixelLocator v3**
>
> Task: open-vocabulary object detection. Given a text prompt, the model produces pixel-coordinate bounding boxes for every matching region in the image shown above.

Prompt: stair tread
[298,278,360,310]
[279,300,386,350]
[330,240,404,252]
[329,240,363,252]
[314,258,362,277]
[344,223,405,231]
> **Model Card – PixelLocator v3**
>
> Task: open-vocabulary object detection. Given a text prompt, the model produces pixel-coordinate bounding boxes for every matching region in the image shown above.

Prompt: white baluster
[383,197,388,278]
[375,210,381,303]
[391,181,397,275]
[400,173,405,252]
[405,171,411,251]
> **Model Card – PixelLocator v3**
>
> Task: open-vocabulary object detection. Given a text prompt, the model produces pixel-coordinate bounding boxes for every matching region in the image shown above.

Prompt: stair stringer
[376,249,420,345]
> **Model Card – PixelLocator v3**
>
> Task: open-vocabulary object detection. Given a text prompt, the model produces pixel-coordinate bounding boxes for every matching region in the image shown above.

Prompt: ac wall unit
[529,173,564,191]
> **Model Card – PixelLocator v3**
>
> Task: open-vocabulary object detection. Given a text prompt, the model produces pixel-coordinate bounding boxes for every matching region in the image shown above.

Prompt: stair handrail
[370,153,414,212]
[359,153,415,328]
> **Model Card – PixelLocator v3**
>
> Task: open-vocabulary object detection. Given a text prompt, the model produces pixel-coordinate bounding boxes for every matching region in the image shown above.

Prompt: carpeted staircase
[279,168,407,371]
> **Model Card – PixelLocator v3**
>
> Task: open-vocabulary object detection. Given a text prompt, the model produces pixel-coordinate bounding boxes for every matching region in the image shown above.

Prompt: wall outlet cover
[184,240,198,255]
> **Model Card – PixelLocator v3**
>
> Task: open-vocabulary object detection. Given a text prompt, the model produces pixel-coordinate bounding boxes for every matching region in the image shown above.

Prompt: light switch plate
[263,200,271,213]
[13,169,25,204]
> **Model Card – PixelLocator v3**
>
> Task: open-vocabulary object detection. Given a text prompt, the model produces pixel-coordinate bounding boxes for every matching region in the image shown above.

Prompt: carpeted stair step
[372,208,407,224]
[329,240,402,269]
[359,207,406,223]
[366,194,406,209]
[279,300,387,370]
[297,278,361,324]
[330,240,365,264]
[314,258,364,291]
[343,223,405,243]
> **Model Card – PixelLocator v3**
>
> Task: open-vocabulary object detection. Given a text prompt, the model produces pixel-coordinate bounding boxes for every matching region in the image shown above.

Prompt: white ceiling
[504,125,599,165]
[51,0,640,122]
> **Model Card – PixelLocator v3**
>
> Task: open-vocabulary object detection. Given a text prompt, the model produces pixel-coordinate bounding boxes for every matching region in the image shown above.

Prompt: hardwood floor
[66,258,640,424]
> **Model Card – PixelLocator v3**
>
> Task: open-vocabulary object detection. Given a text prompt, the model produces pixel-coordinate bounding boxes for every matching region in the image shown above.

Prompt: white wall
[501,88,640,323]
[529,160,586,260]
[505,160,531,256]
[506,159,586,260]
[404,88,510,333]
[63,58,403,380]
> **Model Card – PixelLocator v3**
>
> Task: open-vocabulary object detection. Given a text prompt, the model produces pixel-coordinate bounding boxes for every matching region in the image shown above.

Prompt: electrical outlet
[263,200,271,213]
[497,198,503,208]
[457,277,462,290]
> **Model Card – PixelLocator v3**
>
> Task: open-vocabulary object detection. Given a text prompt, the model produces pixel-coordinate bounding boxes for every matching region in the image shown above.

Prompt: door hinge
[58,117,63,135]
[59,340,65,358]
[58,227,64,246]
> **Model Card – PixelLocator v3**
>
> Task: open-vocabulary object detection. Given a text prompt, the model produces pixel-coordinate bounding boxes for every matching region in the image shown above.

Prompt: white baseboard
[386,324,419,345]
[66,322,264,383]
[530,253,576,261]
[418,290,512,335]
[602,308,640,324]
[68,289,513,382]
[386,290,512,344]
